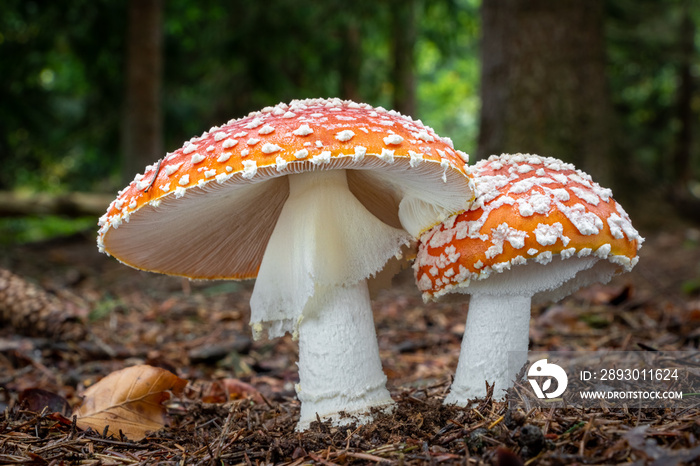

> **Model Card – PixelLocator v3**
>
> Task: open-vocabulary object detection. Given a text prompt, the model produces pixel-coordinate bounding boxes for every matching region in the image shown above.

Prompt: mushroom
[414,153,643,405]
[97,98,475,430]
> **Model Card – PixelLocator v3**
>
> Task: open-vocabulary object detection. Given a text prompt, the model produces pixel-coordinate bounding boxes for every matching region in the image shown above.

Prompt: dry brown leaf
[19,388,71,416]
[201,378,264,404]
[74,364,187,440]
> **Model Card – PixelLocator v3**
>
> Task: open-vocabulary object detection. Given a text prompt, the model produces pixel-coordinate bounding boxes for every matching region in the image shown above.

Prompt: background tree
[390,0,419,116]
[477,0,615,188]
[671,2,694,186]
[123,0,163,184]
[669,0,696,214]
[338,13,363,102]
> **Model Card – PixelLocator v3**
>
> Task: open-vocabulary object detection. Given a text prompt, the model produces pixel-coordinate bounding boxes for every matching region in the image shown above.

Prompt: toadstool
[97,98,475,429]
[414,153,643,405]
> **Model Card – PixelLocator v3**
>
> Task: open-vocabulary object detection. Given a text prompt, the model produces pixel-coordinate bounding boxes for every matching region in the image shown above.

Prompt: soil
[1,222,699,465]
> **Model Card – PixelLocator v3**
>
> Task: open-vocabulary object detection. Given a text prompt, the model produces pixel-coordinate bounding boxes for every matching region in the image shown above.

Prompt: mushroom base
[444,293,531,405]
[295,280,394,431]
[444,256,601,405]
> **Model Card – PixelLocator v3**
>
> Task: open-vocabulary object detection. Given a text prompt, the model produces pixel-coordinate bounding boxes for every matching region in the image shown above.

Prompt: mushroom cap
[98,98,475,279]
[415,153,643,300]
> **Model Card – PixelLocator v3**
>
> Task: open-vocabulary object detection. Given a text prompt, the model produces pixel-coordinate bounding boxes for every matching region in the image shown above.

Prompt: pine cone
[0,268,87,341]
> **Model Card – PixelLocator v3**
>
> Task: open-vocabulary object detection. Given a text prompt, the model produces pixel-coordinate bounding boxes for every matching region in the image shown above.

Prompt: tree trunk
[671,1,695,199]
[391,0,418,117]
[339,17,362,103]
[478,0,509,162]
[123,0,163,184]
[669,0,700,219]
[478,0,614,187]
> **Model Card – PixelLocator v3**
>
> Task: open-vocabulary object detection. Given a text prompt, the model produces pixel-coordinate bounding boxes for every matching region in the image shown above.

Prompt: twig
[308,451,340,466]
[144,159,162,193]
[344,450,392,462]
[488,415,505,430]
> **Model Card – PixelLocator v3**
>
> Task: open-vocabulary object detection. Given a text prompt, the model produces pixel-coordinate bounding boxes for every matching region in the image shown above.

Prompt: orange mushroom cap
[415,153,643,299]
[98,98,475,280]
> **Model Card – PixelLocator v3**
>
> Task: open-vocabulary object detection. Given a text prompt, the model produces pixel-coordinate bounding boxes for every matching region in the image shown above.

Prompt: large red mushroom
[414,153,643,405]
[98,98,475,429]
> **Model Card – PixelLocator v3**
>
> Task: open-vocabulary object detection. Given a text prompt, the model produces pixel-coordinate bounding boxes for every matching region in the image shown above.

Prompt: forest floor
[1,222,699,465]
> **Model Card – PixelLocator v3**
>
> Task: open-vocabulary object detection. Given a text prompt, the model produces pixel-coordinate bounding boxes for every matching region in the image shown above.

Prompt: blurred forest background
[1,0,699,244]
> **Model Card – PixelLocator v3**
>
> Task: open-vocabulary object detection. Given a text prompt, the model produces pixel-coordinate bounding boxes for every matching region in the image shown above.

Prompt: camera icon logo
[527,358,568,399]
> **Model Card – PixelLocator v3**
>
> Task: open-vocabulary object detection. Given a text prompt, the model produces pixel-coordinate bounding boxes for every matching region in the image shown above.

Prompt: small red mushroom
[98,98,475,429]
[414,153,643,404]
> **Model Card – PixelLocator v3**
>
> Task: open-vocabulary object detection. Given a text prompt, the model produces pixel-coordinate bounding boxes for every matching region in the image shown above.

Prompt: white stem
[295,280,393,431]
[250,169,410,339]
[444,293,531,405]
[249,170,408,430]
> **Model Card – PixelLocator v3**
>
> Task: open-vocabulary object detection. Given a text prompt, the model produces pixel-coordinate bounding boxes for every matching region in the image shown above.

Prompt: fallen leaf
[74,364,187,440]
[19,388,71,416]
[201,378,263,404]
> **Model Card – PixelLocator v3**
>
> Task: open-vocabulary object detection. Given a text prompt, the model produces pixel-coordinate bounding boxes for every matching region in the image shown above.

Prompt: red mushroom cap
[98,98,475,279]
[415,153,643,299]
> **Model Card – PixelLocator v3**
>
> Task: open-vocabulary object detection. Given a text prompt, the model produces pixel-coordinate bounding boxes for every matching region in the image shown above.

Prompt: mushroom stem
[295,280,393,431]
[444,293,531,405]
[250,169,409,429]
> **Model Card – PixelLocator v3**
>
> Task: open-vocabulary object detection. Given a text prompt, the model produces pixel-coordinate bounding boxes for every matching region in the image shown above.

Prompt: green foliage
[0,0,126,192]
[682,278,700,295]
[417,0,481,155]
[0,0,696,203]
[0,215,96,246]
[606,0,700,183]
[161,0,395,145]
[1,0,482,195]
[201,282,243,297]
[89,295,125,322]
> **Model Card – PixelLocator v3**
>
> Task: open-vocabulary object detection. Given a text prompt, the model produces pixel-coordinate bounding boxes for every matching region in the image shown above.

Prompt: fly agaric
[97,98,475,429]
[414,153,643,405]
